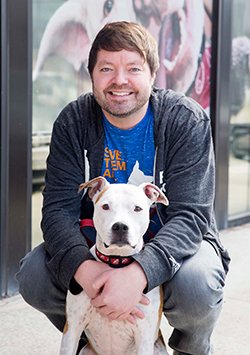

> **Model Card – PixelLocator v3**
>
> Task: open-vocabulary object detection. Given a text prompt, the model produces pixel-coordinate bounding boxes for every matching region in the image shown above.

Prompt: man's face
[92,49,155,127]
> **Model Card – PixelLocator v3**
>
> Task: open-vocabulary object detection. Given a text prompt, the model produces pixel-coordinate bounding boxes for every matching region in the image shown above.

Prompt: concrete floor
[0,223,250,355]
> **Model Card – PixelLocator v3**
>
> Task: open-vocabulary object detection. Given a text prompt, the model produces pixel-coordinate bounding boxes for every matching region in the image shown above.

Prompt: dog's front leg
[134,287,167,355]
[78,344,95,355]
[134,321,155,355]
[133,310,158,355]
[153,335,168,355]
[60,291,90,355]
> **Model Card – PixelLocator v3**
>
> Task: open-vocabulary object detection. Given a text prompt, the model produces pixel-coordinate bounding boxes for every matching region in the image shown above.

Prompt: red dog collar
[95,247,134,268]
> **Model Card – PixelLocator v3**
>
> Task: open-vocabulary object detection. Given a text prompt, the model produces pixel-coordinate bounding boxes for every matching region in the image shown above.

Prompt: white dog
[60,176,169,355]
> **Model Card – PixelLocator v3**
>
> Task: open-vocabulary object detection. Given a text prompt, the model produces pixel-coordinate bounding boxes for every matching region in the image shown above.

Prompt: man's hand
[90,261,149,324]
[74,259,111,299]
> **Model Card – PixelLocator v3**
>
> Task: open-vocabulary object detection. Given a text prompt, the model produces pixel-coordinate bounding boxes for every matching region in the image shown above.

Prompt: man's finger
[92,271,108,292]
[130,306,145,320]
[139,294,150,305]
[125,313,137,325]
[95,305,114,317]
[90,295,106,308]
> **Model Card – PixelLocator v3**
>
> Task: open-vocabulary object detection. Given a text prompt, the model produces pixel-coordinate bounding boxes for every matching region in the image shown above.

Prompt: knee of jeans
[163,258,225,318]
[16,257,40,307]
[15,247,52,310]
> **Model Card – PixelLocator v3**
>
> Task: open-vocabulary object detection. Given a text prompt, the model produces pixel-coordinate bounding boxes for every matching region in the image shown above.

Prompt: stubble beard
[93,85,152,119]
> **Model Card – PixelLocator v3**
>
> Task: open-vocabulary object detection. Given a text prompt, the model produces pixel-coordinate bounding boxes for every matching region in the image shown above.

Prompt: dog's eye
[134,206,142,212]
[103,0,114,17]
[102,204,109,210]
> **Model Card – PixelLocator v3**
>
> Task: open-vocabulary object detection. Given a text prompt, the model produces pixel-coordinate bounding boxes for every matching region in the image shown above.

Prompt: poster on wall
[32,0,213,184]
[33,0,213,110]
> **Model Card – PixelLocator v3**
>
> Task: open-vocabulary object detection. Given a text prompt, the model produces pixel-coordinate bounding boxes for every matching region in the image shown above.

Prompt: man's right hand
[74,259,111,298]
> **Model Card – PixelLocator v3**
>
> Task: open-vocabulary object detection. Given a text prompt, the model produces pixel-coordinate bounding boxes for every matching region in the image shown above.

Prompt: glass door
[228,0,250,220]
[32,0,81,248]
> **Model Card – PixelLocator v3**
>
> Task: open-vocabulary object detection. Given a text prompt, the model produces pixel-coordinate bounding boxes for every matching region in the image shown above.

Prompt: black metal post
[210,0,232,230]
[0,0,32,296]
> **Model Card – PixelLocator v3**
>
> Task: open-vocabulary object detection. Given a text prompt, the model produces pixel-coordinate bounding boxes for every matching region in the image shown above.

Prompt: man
[16,22,230,354]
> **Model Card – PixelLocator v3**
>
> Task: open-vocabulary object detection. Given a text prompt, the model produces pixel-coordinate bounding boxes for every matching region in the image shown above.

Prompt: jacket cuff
[69,277,83,295]
[132,244,181,293]
[58,245,94,290]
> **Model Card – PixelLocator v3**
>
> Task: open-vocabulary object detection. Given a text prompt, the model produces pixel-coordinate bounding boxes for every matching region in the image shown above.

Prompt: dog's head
[79,177,168,256]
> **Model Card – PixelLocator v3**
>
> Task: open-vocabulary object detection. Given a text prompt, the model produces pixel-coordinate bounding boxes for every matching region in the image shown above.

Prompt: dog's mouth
[104,241,137,249]
[161,8,186,72]
[157,6,187,89]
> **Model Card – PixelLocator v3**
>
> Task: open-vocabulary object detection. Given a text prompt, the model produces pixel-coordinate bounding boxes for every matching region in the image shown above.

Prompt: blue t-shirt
[100,103,162,244]
[101,103,155,185]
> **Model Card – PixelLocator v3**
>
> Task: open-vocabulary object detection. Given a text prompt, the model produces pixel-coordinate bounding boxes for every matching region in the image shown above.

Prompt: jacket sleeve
[133,98,217,292]
[41,102,92,290]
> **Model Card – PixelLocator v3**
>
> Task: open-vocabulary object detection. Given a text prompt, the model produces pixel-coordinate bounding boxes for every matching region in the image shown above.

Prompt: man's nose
[112,69,129,86]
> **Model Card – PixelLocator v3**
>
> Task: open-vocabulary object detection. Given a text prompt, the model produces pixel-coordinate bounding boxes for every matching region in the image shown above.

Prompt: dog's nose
[111,222,130,246]
[112,222,129,234]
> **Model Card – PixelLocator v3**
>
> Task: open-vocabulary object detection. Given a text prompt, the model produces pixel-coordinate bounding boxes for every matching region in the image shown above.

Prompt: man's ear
[78,176,109,201]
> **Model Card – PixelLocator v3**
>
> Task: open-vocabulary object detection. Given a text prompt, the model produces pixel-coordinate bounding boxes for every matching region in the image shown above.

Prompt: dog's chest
[85,313,138,355]
[66,286,162,355]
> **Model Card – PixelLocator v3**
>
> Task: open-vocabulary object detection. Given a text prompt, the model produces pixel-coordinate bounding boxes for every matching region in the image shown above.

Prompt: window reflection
[32,0,79,247]
[228,0,250,218]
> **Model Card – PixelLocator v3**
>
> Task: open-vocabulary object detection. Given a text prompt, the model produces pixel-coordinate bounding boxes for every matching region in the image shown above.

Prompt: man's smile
[110,91,133,97]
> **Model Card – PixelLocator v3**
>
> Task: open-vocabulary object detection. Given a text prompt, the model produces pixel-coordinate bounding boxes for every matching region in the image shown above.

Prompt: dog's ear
[78,177,109,201]
[141,184,169,206]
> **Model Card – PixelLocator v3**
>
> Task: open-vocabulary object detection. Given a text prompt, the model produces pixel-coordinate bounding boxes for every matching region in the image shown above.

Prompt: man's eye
[102,204,109,210]
[101,68,111,72]
[134,206,142,212]
[130,68,140,72]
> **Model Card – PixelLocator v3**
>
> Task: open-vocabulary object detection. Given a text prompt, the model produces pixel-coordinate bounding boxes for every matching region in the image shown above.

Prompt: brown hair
[88,21,159,77]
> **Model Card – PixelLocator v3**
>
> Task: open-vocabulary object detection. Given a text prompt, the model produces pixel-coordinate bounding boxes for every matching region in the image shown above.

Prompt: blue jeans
[15,240,226,355]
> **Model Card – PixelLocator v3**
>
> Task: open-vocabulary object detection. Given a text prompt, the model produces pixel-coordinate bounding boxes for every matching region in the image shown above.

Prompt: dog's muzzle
[110,222,130,247]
